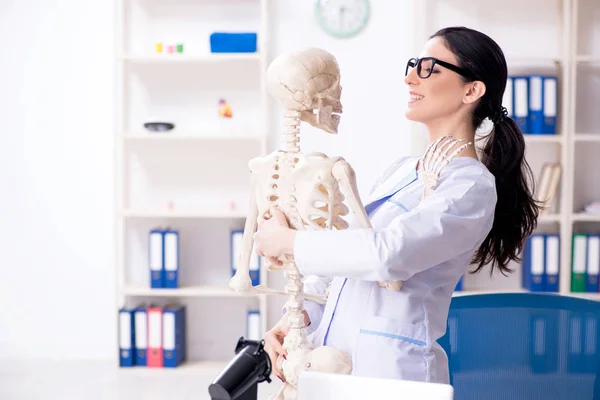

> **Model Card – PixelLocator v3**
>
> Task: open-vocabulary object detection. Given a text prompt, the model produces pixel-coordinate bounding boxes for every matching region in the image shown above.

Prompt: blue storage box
[210,32,257,53]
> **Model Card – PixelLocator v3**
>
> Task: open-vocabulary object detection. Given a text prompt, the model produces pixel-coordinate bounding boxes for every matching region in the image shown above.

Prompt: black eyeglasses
[405,57,474,79]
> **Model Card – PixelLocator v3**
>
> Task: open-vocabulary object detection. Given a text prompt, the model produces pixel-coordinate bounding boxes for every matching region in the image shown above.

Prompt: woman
[253,26,540,384]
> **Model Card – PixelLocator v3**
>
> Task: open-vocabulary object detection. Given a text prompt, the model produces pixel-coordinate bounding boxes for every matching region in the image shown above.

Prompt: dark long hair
[430,26,541,276]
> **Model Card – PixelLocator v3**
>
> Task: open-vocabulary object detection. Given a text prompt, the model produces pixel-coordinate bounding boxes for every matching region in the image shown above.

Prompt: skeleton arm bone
[229,174,284,296]
[229,173,329,304]
[229,176,262,295]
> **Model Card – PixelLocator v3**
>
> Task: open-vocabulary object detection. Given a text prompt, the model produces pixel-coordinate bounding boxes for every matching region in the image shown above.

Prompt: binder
[163,305,186,368]
[246,310,261,341]
[542,76,557,134]
[571,233,587,293]
[503,76,514,120]
[134,307,147,366]
[231,230,260,286]
[528,75,544,134]
[513,76,529,133]
[118,307,136,367]
[522,234,545,291]
[545,234,560,292]
[164,229,179,288]
[147,306,163,367]
[586,234,600,293]
[149,229,165,289]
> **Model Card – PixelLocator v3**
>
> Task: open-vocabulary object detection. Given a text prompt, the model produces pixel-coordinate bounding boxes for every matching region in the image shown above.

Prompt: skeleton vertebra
[229,48,366,400]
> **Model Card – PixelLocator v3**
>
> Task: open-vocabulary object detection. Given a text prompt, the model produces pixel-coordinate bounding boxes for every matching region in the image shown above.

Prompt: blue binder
[522,234,545,291]
[134,306,147,366]
[149,229,164,288]
[164,229,179,288]
[527,74,557,135]
[503,76,514,121]
[246,310,261,341]
[163,305,186,368]
[119,307,136,367]
[528,75,544,134]
[542,76,557,134]
[512,76,529,133]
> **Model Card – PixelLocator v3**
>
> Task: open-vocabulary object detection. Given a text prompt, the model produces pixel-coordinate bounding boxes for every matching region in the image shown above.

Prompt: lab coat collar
[365,158,419,207]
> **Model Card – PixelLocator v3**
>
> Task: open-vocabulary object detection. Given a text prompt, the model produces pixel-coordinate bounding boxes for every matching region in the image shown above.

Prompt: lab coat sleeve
[281,275,332,335]
[293,172,497,282]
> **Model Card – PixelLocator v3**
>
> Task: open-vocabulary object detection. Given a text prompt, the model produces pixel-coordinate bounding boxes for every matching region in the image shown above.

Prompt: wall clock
[315,0,371,39]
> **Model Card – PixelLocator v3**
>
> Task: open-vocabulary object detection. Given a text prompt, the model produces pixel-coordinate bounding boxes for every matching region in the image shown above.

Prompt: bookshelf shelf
[575,55,600,63]
[121,285,260,298]
[572,213,600,222]
[115,0,271,372]
[122,133,265,142]
[539,214,562,223]
[120,209,249,219]
[524,134,564,144]
[506,56,563,66]
[120,53,262,64]
[574,133,600,141]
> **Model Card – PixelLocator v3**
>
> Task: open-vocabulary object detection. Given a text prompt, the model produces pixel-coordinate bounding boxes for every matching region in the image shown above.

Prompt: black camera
[208,337,273,400]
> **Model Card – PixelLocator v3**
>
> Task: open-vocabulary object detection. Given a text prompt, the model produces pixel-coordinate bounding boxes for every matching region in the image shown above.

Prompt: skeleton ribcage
[251,152,350,231]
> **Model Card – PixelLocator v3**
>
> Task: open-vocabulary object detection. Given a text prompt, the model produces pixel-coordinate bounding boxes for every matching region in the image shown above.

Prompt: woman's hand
[254,207,296,265]
[264,311,311,382]
[264,319,289,382]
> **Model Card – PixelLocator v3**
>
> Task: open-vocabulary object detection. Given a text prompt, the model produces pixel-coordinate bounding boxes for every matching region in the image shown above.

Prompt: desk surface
[297,371,454,400]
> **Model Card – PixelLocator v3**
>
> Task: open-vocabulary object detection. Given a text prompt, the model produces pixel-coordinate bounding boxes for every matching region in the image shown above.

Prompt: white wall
[0,0,416,360]
[268,1,415,195]
[0,1,116,359]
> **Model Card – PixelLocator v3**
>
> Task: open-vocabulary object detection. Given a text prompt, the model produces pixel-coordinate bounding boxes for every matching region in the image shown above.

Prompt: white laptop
[297,371,454,400]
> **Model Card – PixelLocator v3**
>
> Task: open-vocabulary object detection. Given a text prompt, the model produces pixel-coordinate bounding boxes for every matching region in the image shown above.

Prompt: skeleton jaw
[300,106,343,134]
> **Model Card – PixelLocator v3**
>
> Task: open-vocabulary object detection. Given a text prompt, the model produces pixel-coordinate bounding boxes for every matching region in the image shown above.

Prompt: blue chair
[438,292,600,400]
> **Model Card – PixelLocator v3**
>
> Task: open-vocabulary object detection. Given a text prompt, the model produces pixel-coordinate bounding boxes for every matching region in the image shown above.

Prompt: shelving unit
[114,0,271,373]
[412,0,573,295]
[411,0,600,300]
[569,0,600,299]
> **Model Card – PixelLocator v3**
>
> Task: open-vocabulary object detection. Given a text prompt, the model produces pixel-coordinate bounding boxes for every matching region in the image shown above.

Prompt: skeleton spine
[283,110,301,153]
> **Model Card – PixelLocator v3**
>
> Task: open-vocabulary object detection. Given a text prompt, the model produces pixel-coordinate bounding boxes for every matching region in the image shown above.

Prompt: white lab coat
[294,155,497,384]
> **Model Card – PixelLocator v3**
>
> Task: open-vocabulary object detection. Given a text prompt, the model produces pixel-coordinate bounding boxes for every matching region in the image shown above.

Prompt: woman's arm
[293,172,497,282]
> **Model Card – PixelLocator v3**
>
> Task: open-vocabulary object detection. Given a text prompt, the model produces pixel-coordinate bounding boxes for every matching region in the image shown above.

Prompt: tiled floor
[0,360,284,400]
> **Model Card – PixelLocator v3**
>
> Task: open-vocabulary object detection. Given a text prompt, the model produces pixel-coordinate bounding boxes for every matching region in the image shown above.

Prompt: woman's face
[404,37,470,125]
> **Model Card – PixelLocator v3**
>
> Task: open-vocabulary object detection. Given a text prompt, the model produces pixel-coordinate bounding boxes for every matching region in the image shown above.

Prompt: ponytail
[430,26,543,276]
[471,113,541,275]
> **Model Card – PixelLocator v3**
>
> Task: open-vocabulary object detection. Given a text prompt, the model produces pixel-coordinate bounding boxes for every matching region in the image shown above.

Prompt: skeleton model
[229,47,471,400]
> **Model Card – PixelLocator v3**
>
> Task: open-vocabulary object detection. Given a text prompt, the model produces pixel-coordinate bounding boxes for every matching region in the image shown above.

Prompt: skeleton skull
[266,48,343,134]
